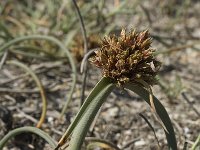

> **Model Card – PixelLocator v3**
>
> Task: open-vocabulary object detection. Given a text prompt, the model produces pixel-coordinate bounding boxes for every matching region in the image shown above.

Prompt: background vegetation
[0,0,199,149]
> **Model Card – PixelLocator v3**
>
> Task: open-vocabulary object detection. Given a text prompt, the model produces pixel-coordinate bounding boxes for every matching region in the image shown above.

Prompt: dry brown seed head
[90,28,161,86]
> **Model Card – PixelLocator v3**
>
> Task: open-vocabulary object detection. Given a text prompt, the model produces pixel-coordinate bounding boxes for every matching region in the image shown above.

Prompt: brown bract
[90,29,161,86]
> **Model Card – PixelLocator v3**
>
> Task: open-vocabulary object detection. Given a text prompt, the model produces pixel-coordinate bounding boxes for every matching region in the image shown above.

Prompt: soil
[0,0,200,150]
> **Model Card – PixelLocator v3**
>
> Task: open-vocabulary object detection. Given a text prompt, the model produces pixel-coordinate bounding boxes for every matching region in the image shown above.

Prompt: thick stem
[56,77,114,149]
[65,77,115,150]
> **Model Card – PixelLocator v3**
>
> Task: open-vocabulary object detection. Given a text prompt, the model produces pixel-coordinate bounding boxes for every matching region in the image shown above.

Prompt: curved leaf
[125,83,177,150]
[67,77,115,149]
[7,60,47,128]
[0,35,77,117]
[56,77,115,149]
[0,126,57,149]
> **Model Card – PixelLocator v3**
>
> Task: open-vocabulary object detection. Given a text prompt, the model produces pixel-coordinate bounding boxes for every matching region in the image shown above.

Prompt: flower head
[90,28,161,86]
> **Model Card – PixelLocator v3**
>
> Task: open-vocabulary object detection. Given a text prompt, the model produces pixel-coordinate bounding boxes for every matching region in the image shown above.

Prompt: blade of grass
[71,0,89,105]
[7,60,47,128]
[0,22,13,40]
[0,50,8,69]
[125,83,177,150]
[9,49,50,60]
[80,48,96,74]
[0,126,57,149]
[71,0,88,54]
[155,41,200,55]
[12,45,61,58]
[191,134,200,150]
[121,137,140,149]
[86,137,120,150]
[181,92,200,117]
[139,113,161,148]
[135,79,168,132]
[0,35,77,118]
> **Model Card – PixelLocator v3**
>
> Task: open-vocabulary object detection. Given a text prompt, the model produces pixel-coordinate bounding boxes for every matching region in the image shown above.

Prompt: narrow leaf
[7,60,47,128]
[0,126,57,149]
[125,83,177,150]
[56,77,115,150]
[56,77,115,149]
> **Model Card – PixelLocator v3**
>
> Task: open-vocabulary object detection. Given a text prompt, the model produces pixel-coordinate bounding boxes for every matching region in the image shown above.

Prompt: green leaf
[56,77,115,150]
[191,134,200,150]
[125,83,177,150]
[0,126,57,149]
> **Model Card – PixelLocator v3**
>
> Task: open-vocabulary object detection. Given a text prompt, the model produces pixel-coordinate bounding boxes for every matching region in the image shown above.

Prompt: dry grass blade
[155,41,200,55]
[80,48,97,74]
[135,79,168,133]
[121,137,140,149]
[86,137,121,150]
[71,0,89,104]
[139,113,161,149]
[7,60,47,128]
[181,92,200,117]
[0,50,8,69]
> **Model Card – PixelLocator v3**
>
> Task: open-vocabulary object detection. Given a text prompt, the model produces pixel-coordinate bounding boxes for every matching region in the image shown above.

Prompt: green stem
[9,49,50,60]
[125,83,177,150]
[191,134,200,150]
[0,22,13,40]
[71,0,89,104]
[56,77,115,149]
[12,45,59,58]
[0,35,77,117]
[0,126,57,149]
[67,77,115,150]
